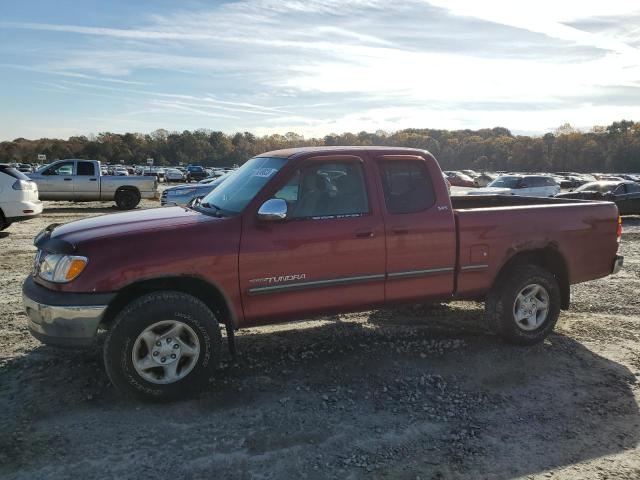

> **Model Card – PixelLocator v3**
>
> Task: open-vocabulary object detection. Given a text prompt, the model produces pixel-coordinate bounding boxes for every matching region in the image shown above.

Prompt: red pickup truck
[23,147,623,400]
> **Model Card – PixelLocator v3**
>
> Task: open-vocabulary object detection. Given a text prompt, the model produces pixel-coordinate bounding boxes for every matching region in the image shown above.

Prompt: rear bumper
[4,199,43,222]
[22,276,115,348]
[140,191,161,200]
[612,255,624,274]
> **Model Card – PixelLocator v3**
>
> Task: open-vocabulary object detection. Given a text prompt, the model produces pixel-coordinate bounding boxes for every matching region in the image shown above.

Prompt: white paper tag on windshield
[253,168,278,178]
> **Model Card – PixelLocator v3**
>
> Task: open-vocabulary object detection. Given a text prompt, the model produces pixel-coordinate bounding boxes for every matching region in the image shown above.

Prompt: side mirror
[187,196,203,208]
[257,198,287,221]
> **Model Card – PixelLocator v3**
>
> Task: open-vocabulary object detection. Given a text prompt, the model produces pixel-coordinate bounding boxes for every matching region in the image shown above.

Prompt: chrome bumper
[612,255,624,275]
[22,277,112,348]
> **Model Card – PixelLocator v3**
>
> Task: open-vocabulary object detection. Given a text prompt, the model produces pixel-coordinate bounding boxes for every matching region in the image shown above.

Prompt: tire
[115,189,140,210]
[0,209,8,231]
[485,265,560,345]
[103,291,222,401]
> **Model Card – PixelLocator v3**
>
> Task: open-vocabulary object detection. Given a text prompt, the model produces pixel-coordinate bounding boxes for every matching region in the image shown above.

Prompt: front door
[239,155,386,325]
[39,161,75,200]
[375,155,457,303]
[74,161,100,200]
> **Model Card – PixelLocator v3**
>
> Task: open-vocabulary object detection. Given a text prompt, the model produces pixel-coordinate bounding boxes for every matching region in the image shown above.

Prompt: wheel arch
[115,185,141,198]
[100,275,238,330]
[492,246,570,309]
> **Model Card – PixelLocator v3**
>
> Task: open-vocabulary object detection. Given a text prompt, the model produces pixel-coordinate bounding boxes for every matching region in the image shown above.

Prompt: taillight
[12,179,35,190]
[616,215,622,242]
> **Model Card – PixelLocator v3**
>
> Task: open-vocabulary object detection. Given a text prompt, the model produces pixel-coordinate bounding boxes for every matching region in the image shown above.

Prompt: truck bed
[451,195,619,300]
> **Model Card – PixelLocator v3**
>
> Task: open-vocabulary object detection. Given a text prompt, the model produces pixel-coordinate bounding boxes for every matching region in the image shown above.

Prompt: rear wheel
[485,265,560,345]
[115,189,140,210]
[103,291,222,401]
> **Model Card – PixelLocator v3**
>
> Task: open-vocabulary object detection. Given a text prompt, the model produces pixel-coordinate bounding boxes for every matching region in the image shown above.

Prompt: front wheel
[485,265,560,345]
[0,209,9,231]
[103,291,222,401]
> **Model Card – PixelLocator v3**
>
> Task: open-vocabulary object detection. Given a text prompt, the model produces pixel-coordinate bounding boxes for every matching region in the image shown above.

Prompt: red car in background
[444,170,475,187]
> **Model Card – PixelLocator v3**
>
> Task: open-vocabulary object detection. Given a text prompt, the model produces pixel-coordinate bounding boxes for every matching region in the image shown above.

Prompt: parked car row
[465,175,561,197]
[3,158,640,235]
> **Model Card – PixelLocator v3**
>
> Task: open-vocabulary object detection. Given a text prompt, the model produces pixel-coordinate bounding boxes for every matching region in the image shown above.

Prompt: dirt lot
[1,196,639,480]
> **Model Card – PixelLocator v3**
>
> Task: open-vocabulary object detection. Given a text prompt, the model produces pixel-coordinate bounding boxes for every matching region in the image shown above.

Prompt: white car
[114,166,129,176]
[0,164,43,230]
[164,168,186,182]
[465,175,560,197]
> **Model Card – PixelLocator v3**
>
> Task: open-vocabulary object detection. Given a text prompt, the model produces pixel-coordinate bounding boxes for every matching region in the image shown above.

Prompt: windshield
[575,182,617,193]
[199,157,287,215]
[488,176,521,188]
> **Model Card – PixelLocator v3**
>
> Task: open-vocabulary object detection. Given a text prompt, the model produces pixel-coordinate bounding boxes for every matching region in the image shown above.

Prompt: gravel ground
[0,196,639,480]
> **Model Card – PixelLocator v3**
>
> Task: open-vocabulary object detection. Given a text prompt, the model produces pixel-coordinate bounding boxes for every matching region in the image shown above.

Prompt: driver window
[273,162,369,219]
[46,161,74,176]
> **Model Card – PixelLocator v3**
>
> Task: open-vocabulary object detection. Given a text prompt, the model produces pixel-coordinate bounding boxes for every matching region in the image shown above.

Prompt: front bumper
[612,255,624,275]
[22,276,115,348]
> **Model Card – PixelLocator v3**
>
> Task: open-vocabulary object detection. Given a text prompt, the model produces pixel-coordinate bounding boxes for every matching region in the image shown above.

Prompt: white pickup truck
[29,159,159,209]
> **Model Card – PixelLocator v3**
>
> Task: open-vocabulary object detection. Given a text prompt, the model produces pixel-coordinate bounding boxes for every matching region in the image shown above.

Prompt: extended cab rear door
[239,154,386,324]
[74,161,100,200]
[375,155,456,303]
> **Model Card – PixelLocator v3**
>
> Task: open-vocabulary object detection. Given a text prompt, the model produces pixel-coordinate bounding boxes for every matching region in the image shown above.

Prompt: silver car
[161,175,227,207]
[164,168,185,182]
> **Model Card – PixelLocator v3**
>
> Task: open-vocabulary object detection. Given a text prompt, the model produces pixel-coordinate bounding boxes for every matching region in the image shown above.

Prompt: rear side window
[544,177,558,186]
[379,161,435,214]
[77,161,96,176]
[626,183,640,193]
[0,165,30,181]
[524,177,544,187]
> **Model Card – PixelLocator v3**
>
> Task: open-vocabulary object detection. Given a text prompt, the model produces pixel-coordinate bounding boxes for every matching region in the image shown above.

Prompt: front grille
[160,190,168,206]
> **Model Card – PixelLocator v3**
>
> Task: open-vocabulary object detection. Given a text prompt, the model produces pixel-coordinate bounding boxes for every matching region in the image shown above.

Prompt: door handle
[392,226,409,235]
[63,178,72,181]
[354,228,374,239]
[89,178,97,181]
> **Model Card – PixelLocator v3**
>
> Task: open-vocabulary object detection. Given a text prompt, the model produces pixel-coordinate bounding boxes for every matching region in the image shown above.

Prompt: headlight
[38,253,88,283]
[169,188,196,196]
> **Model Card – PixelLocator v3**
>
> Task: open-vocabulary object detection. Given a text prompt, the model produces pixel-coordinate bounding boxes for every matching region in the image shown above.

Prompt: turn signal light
[616,215,622,242]
[66,258,88,281]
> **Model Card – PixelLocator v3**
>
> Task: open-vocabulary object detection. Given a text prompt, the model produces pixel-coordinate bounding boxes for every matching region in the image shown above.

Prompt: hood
[51,206,214,244]
[465,187,512,195]
[166,183,212,192]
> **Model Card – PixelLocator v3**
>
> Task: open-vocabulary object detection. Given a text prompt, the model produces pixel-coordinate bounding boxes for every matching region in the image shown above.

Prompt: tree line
[1,120,639,173]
